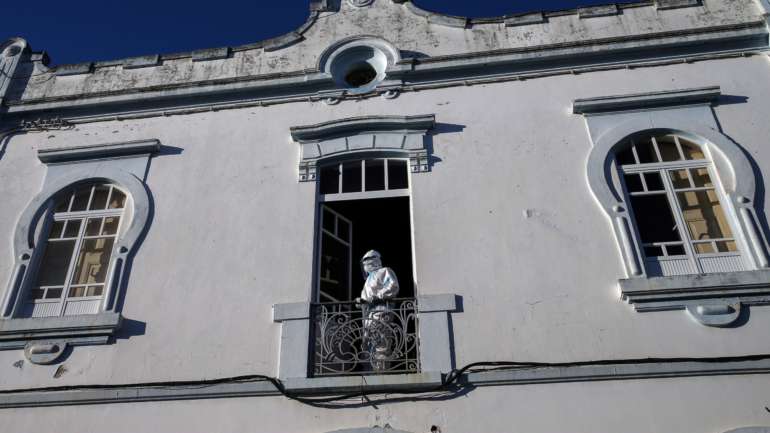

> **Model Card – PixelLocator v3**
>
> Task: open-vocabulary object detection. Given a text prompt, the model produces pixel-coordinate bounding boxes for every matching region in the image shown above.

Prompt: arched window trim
[3,168,150,320]
[587,119,769,278]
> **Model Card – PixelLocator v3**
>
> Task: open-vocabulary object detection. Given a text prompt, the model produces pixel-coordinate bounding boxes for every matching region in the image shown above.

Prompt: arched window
[616,132,745,276]
[21,183,128,318]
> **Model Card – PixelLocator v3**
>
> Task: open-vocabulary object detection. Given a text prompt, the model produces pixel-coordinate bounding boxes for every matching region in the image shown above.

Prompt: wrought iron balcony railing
[312,298,420,376]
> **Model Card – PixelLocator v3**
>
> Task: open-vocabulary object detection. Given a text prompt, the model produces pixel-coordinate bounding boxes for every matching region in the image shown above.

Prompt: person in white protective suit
[355,250,400,371]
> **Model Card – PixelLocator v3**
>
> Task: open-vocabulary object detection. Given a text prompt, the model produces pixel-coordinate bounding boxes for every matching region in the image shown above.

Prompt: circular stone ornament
[348,0,374,7]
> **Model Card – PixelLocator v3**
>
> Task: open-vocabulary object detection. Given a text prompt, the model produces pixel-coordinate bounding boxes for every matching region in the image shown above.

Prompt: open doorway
[315,158,414,303]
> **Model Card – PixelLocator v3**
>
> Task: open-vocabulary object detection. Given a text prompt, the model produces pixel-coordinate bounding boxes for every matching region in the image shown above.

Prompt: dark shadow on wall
[426,123,466,170]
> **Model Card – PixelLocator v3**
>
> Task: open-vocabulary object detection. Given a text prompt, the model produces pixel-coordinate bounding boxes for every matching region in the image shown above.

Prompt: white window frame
[23,184,127,318]
[617,135,746,276]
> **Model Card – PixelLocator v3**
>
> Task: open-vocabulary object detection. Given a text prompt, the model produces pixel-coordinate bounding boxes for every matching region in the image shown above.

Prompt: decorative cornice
[572,86,722,114]
[0,312,122,350]
[619,270,770,326]
[290,115,435,143]
[0,357,769,408]
[37,139,161,163]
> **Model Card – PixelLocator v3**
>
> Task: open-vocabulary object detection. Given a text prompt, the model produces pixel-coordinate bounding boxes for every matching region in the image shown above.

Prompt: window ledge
[0,312,122,350]
[282,371,442,394]
[619,270,770,326]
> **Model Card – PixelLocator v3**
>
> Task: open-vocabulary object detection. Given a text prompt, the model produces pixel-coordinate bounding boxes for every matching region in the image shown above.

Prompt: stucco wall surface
[0,55,769,390]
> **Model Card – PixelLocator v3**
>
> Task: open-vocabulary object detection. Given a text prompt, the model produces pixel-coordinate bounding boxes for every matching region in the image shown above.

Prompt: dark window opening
[629,195,682,244]
[344,63,378,87]
[316,196,414,303]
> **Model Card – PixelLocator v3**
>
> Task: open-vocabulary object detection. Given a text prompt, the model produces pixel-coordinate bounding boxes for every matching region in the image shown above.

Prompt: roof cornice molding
[290,114,435,143]
[572,86,722,114]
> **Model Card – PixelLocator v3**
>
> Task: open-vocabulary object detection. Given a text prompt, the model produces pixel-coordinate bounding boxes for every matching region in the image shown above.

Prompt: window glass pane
[616,145,636,165]
[623,174,644,193]
[322,208,335,233]
[68,286,86,297]
[634,138,658,163]
[643,246,663,257]
[629,195,682,243]
[694,242,715,254]
[108,189,127,209]
[87,286,104,297]
[337,218,350,242]
[90,185,110,210]
[45,288,63,299]
[70,238,115,285]
[667,244,686,256]
[71,186,92,212]
[319,233,350,301]
[680,138,705,160]
[388,159,409,190]
[716,240,738,253]
[55,194,71,213]
[63,219,82,238]
[691,168,713,188]
[677,191,734,241]
[365,159,385,191]
[49,221,65,239]
[319,165,340,195]
[85,218,102,236]
[102,217,120,236]
[643,172,664,191]
[29,288,45,300]
[36,240,76,286]
[656,135,681,162]
[342,161,362,193]
[669,169,691,189]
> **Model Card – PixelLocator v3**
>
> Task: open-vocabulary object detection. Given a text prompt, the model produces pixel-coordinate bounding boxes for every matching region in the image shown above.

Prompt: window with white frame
[616,133,745,276]
[22,183,127,318]
[315,157,413,302]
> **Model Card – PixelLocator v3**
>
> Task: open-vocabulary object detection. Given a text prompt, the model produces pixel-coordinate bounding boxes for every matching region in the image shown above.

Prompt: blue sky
[4,0,638,65]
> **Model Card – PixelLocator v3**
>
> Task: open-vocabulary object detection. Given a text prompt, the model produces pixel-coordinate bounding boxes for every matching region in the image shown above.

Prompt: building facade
[1,0,770,431]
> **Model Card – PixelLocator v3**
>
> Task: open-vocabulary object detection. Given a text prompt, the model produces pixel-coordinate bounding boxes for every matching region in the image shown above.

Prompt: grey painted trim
[283,371,442,393]
[584,113,769,278]
[505,13,546,27]
[724,429,770,433]
[656,0,700,10]
[0,313,122,349]
[291,115,436,182]
[37,139,161,163]
[290,115,435,143]
[578,5,619,18]
[619,270,770,325]
[327,428,414,433]
[191,47,230,62]
[53,63,93,76]
[273,302,311,322]
[417,294,457,313]
[402,2,467,28]
[0,38,27,105]
[572,86,721,114]
[122,55,160,70]
[0,358,769,408]
[5,23,764,120]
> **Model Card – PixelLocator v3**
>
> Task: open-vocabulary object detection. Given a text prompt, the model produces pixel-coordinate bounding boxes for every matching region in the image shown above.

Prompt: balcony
[312,298,420,376]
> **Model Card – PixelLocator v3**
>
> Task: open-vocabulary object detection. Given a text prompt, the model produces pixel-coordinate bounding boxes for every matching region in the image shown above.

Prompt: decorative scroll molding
[37,139,161,163]
[619,270,770,326]
[290,115,435,182]
[572,86,722,115]
[0,38,28,105]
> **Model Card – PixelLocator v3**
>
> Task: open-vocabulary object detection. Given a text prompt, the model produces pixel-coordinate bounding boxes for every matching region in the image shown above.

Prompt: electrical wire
[1,353,769,406]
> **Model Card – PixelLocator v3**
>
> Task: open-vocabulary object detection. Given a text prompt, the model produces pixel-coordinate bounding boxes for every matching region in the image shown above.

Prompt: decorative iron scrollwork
[313,298,419,376]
